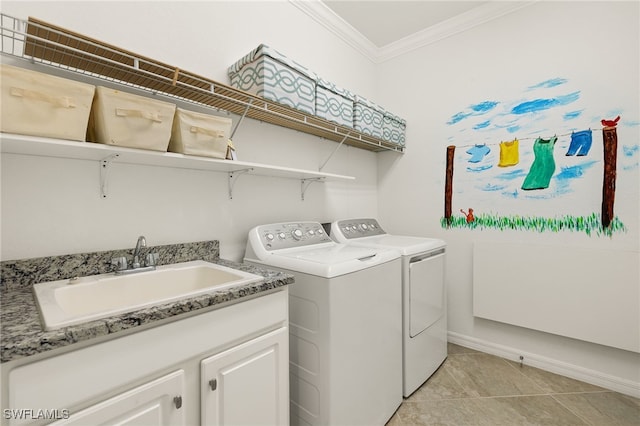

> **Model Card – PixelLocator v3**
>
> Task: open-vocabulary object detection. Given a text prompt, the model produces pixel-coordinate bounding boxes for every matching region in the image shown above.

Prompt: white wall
[376,1,640,395]
[0,1,379,261]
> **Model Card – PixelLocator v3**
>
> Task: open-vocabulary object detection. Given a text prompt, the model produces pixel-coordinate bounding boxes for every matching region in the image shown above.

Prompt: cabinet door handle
[173,396,183,409]
[209,379,217,391]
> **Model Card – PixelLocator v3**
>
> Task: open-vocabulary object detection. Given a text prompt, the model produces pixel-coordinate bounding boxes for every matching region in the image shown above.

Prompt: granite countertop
[0,241,293,363]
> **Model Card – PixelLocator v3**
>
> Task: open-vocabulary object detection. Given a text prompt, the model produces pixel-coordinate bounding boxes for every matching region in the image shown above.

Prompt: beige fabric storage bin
[0,64,95,141]
[169,108,232,159]
[88,87,176,151]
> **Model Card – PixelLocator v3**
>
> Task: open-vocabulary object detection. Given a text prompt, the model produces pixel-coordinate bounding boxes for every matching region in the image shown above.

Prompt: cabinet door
[201,327,288,426]
[52,370,185,426]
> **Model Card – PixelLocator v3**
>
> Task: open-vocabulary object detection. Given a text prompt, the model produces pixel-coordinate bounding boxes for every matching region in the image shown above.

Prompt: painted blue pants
[566,130,592,156]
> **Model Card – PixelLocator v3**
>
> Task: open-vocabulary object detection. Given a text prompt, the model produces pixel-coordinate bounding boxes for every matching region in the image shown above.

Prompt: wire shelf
[0,13,404,154]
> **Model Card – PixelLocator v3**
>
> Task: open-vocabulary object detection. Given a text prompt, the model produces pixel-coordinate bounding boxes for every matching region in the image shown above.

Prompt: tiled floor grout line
[496,355,550,396]
[454,351,554,398]
[440,355,475,400]
[549,393,595,426]
[389,345,640,426]
[407,394,570,402]
[549,390,615,396]
[414,352,554,399]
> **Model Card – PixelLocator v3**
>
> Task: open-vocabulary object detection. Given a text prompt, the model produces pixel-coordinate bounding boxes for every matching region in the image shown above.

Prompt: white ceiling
[292,1,535,62]
[322,1,489,48]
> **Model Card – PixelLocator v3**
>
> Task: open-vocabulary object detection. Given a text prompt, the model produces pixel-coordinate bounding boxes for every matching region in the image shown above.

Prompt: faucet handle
[111,256,128,271]
[145,252,159,267]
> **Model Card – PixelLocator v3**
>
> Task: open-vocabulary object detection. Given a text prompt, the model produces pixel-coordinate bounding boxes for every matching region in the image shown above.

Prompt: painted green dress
[521,136,557,190]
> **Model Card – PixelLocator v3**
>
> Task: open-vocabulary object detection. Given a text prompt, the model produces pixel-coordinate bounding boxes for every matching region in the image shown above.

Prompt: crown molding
[291,0,538,64]
[289,0,379,62]
[377,1,538,62]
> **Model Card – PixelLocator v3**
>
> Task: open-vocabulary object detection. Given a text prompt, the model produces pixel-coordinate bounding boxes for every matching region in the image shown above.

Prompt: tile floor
[386,343,640,426]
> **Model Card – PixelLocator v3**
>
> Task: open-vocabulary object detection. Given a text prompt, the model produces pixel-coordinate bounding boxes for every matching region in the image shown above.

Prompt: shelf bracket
[301,177,325,201]
[228,168,253,199]
[99,153,120,199]
[319,132,350,172]
[230,99,253,140]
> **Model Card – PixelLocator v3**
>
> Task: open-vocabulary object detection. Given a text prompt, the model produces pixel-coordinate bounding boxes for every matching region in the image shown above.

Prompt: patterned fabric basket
[228,44,317,115]
[354,95,385,138]
[316,78,354,128]
[383,112,407,146]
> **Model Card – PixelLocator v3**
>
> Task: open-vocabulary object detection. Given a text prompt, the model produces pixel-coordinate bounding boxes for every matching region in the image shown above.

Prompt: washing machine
[328,218,447,397]
[244,221,402,426]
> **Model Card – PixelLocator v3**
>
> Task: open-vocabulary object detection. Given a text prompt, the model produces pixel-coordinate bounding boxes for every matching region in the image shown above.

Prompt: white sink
[33,260,263,330]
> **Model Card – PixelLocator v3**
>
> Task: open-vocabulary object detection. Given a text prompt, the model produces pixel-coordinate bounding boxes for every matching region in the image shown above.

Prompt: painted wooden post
[444,145,456,226]
[601,127,618,229]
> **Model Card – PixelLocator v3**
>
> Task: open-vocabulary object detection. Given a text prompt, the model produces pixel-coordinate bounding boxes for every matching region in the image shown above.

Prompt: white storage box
[88,87,176,151]
[228,44,317,115]
[169,108,232,159]
[316,78,354,128]
[0,64,95,141]
[383,112,407,146]
[354,95,385,138]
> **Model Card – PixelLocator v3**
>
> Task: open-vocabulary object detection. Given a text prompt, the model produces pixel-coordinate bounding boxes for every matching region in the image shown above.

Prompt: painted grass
[441,212,626,237]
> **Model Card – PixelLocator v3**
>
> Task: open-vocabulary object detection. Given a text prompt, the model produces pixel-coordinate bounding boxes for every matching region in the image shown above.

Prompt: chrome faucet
[132,235,146,269]
[111,235,159,275]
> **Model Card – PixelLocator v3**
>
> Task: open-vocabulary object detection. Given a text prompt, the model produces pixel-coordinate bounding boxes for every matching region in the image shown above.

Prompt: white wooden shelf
[0,133,355,200]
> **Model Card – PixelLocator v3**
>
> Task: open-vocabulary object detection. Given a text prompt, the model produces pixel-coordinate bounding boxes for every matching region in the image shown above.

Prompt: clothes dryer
[244,221,402,426]
[328,218,447,397]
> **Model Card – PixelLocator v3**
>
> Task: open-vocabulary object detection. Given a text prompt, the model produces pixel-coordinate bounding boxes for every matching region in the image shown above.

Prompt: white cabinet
[52,370,185,426]
[201,328,288,426]
[2,290,289,426]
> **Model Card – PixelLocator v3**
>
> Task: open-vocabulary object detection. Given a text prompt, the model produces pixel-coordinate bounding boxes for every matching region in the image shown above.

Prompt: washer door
[409,249,445,338]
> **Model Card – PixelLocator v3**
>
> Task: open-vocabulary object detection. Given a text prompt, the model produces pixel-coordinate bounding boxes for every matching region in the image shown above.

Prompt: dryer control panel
[334,218,386,239]
[254,222,333,251]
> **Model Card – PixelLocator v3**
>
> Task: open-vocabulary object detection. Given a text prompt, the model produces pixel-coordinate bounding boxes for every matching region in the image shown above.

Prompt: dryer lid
[352,235,446,257]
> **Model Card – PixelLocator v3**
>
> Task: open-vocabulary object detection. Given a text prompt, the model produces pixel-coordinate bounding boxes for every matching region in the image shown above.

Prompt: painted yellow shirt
[498,139,519,167]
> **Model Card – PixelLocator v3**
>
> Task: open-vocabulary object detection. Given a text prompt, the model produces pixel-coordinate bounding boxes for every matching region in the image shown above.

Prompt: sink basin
[33,260,263,330]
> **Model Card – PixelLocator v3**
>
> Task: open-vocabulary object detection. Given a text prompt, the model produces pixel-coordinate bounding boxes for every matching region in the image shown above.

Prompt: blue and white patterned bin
[383,112,406,146]
[316,78,354,128]
[228,44,317,115]
[354,95,385,138]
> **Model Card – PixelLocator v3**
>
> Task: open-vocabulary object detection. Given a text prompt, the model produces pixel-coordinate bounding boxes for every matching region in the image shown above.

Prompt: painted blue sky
[446,78,591,137]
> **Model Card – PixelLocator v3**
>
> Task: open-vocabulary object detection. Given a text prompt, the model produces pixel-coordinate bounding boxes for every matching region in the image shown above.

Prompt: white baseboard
[447,331,640,398]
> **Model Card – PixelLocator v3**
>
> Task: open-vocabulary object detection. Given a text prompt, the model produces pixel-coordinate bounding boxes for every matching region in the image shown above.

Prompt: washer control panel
[335,218,386,239]
[256,222,333,251]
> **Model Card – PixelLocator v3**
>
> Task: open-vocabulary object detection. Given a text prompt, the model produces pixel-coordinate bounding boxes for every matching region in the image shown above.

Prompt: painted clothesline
[443,126,620,230]
[464,128,593,168]
[450,126,607,149]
